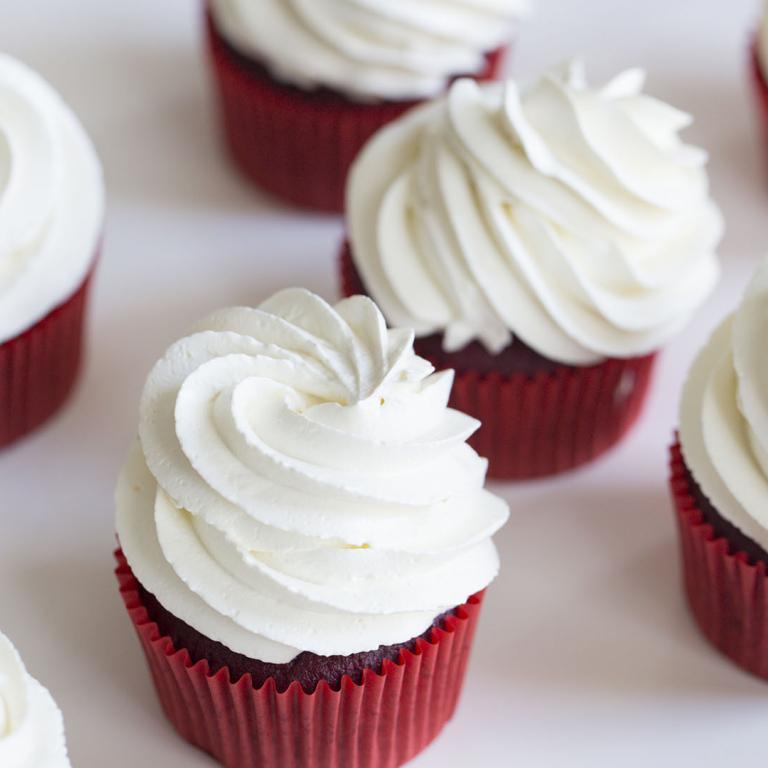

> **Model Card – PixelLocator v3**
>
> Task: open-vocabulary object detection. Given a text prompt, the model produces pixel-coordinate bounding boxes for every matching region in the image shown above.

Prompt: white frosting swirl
[0,54,103,345]
[116,288,507,663]
[0,632,70,768]
[348,61,722,364]
[210,0,528,101]
[680,260,768,552]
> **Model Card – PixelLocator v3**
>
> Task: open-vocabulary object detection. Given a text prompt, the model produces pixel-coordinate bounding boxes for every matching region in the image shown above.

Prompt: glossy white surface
[0,1,767,766]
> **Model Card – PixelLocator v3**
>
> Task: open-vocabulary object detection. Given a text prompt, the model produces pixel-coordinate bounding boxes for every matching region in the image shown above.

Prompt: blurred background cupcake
[0,630,71,766]
[0,54,104,450]
[205,0,529,212]
[673,259,768,680]
[752,1,768,149]
[115,288,508,767]
[344,60,723,480]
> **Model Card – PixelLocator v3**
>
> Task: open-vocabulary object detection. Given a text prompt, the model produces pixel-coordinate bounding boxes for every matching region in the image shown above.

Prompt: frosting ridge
[210,0,528,100]
[348,61,722,363]
[0,632,70,768]
[680,260,768,551]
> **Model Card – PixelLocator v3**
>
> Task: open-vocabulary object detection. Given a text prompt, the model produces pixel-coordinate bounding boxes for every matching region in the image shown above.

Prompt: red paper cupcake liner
[445,354,655,480]
[115,549,484,768]
[205,7,506,213]
[340,243,655,480]
[670,441,768,680]
[0,263,96,449]
[751,41,768,152]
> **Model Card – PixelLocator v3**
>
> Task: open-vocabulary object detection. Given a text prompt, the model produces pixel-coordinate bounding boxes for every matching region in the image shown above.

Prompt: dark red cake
[682,454,768,565]
[138,582,459,694]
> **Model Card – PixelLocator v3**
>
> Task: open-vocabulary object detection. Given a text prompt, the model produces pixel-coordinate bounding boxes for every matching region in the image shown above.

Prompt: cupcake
[673,260,768,679]
[0,54,103,449]
[344,60,723,480]
[752,1,768,146]
[115,288,508,767]
[205,0,528,212]
[0,630,70,766]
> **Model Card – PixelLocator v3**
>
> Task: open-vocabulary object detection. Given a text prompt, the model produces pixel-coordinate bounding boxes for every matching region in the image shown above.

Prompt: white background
[1,1,768,766]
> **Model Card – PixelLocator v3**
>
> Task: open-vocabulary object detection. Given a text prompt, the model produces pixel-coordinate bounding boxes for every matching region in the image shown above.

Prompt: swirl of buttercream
[116,288,508,663]
[0,54,103,344]
[210,0,528,101]
[348,60,722,364]
[0,632,70,768]
[680,260,768,551]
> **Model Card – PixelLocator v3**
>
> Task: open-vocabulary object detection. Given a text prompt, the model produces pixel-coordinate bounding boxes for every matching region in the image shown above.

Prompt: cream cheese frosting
[348,60,723,364]
[116,288,508,663]
[210,0,528,101]
[0,632,70,768]
[0,54,103,345]
[680,260,768,552]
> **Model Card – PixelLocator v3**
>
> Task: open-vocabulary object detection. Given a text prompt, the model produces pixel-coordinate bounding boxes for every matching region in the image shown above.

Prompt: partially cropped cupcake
[344,60,723,480]
[752,1,768,147]
[673,260,768,679]
[0,631,70,767]
[205,0,528,211]
[115,288,508,767]
[0,54,103,449]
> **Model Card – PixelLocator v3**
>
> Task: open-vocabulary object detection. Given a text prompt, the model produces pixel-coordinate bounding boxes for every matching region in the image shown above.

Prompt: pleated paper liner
[115,549,485,768]
[205,6,507,213]
[670,441,768,680]
[340,241,656,480]
[0,263,95,449]
[446,355,654,480]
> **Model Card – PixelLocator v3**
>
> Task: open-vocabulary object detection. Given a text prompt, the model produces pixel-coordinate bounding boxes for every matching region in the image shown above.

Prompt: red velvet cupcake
[0,54,103,449]
[751,6,768,153]
[344,61,722,480]
[115,288,509,767]
[205,0,527,212]
[751,40,768,148]
[673,261,768,679]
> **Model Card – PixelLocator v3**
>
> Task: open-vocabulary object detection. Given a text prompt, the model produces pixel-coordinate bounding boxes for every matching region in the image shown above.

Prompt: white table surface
[2,1,768,766]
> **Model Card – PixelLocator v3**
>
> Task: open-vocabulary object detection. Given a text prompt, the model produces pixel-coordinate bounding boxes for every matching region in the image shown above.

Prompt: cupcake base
[205,7,506,213]
[341,243,655,480]
[0,264,95,449]
[670,441,768,680]
[115,549,484,768]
